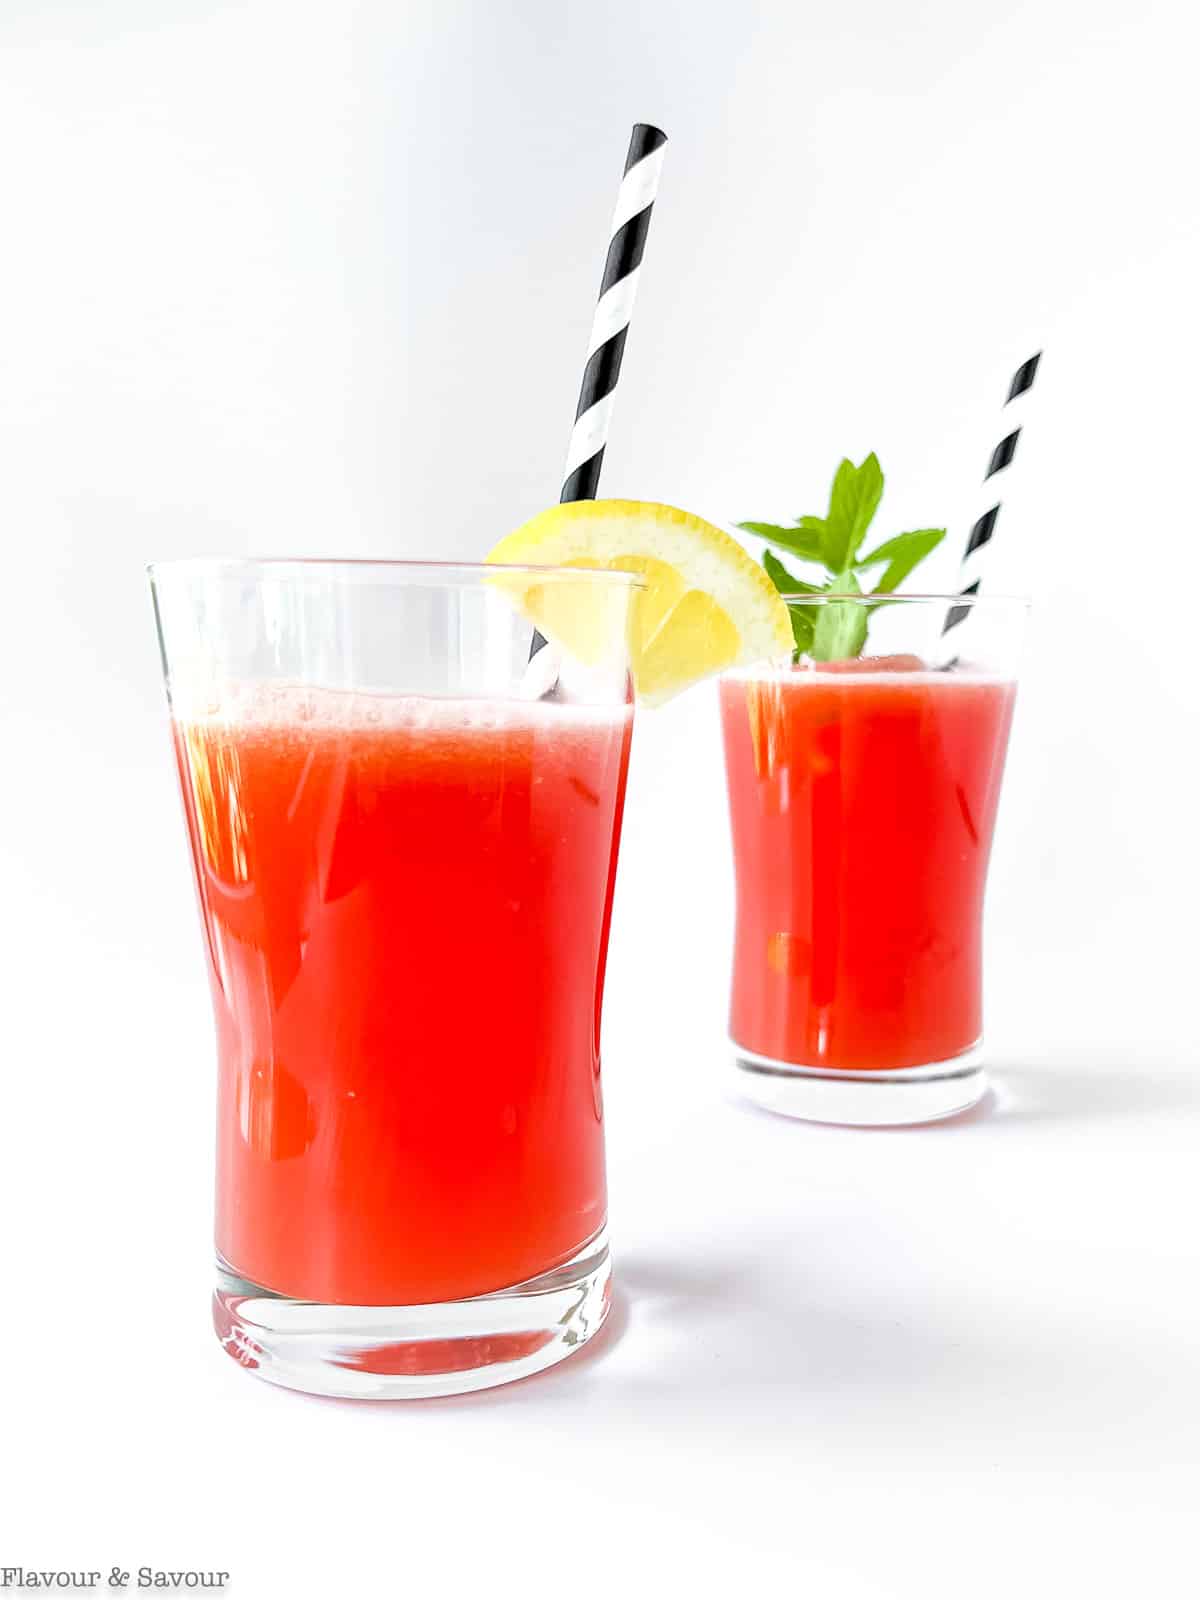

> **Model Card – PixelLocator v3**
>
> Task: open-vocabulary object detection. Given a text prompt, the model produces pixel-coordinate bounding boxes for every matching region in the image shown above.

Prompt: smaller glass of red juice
[720,595,1025,1125]
[150,559,640,1398]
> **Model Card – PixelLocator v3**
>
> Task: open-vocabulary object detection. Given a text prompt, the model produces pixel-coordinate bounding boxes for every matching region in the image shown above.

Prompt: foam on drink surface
[174,680,632,744]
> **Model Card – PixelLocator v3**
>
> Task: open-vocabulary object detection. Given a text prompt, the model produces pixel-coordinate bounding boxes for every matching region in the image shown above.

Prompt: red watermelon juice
[721,659,1016,1073]
[173,686,632,1307]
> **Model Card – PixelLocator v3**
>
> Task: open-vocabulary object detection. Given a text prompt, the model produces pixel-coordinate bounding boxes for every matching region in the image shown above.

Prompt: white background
[1,1,1198,1595]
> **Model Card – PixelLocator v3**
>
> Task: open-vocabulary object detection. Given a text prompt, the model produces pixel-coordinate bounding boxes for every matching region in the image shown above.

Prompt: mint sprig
[737,454,945,661]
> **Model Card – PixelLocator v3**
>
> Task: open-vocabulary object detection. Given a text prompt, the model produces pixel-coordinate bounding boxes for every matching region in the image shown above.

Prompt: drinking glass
[720,595,1025,1125]
[150,559,640,1398]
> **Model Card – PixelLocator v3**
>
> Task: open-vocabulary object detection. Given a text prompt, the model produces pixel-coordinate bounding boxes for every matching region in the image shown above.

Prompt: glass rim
[146,557,646,588]
[774,592,1028,607]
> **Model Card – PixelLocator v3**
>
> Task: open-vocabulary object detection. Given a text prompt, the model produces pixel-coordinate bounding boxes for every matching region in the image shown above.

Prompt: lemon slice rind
[487,500,793,706]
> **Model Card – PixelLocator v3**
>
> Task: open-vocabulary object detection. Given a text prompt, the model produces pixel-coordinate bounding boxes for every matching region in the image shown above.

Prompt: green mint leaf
[787,606,816,654]
[856,528,945,592]
[737,520,826,564]
[822,454,884,572]
[811,569,869,661]
[797,514,830,543]
[761,549,820,655]
[762,548,821,597]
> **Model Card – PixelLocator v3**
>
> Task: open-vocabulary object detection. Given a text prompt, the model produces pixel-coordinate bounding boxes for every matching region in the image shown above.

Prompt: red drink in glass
[721,653,1017,1119]
[175,689,632,1308]
[151,558,639,1396]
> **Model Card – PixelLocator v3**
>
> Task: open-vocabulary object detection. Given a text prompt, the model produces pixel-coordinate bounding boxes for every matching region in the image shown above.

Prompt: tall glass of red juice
[721,595,1024,1126]
[150,560,640,1397]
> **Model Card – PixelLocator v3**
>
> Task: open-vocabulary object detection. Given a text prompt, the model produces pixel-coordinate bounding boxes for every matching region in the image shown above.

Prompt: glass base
[732,1042,986,1126]
[212,1228,611,1399]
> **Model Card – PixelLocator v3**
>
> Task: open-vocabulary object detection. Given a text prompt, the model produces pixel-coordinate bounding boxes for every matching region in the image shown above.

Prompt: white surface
[1,2,1198,1596]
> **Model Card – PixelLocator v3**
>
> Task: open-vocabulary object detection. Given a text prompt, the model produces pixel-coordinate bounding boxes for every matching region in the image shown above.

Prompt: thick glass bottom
[212,1228,611,1399]
[732,1042,986,1126]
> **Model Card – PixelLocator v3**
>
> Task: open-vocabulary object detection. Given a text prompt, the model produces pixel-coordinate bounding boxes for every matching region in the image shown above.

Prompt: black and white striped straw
[940,351,1041,643]
[560,123,668,504]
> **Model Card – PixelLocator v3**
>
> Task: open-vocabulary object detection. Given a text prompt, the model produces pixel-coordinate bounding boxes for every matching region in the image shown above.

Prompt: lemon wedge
[486,500,793,705]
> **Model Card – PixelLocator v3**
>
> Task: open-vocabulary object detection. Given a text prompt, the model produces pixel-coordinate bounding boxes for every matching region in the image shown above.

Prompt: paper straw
[939,352,1041,650]
[527,123,667,671]
[560,123,668,503]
